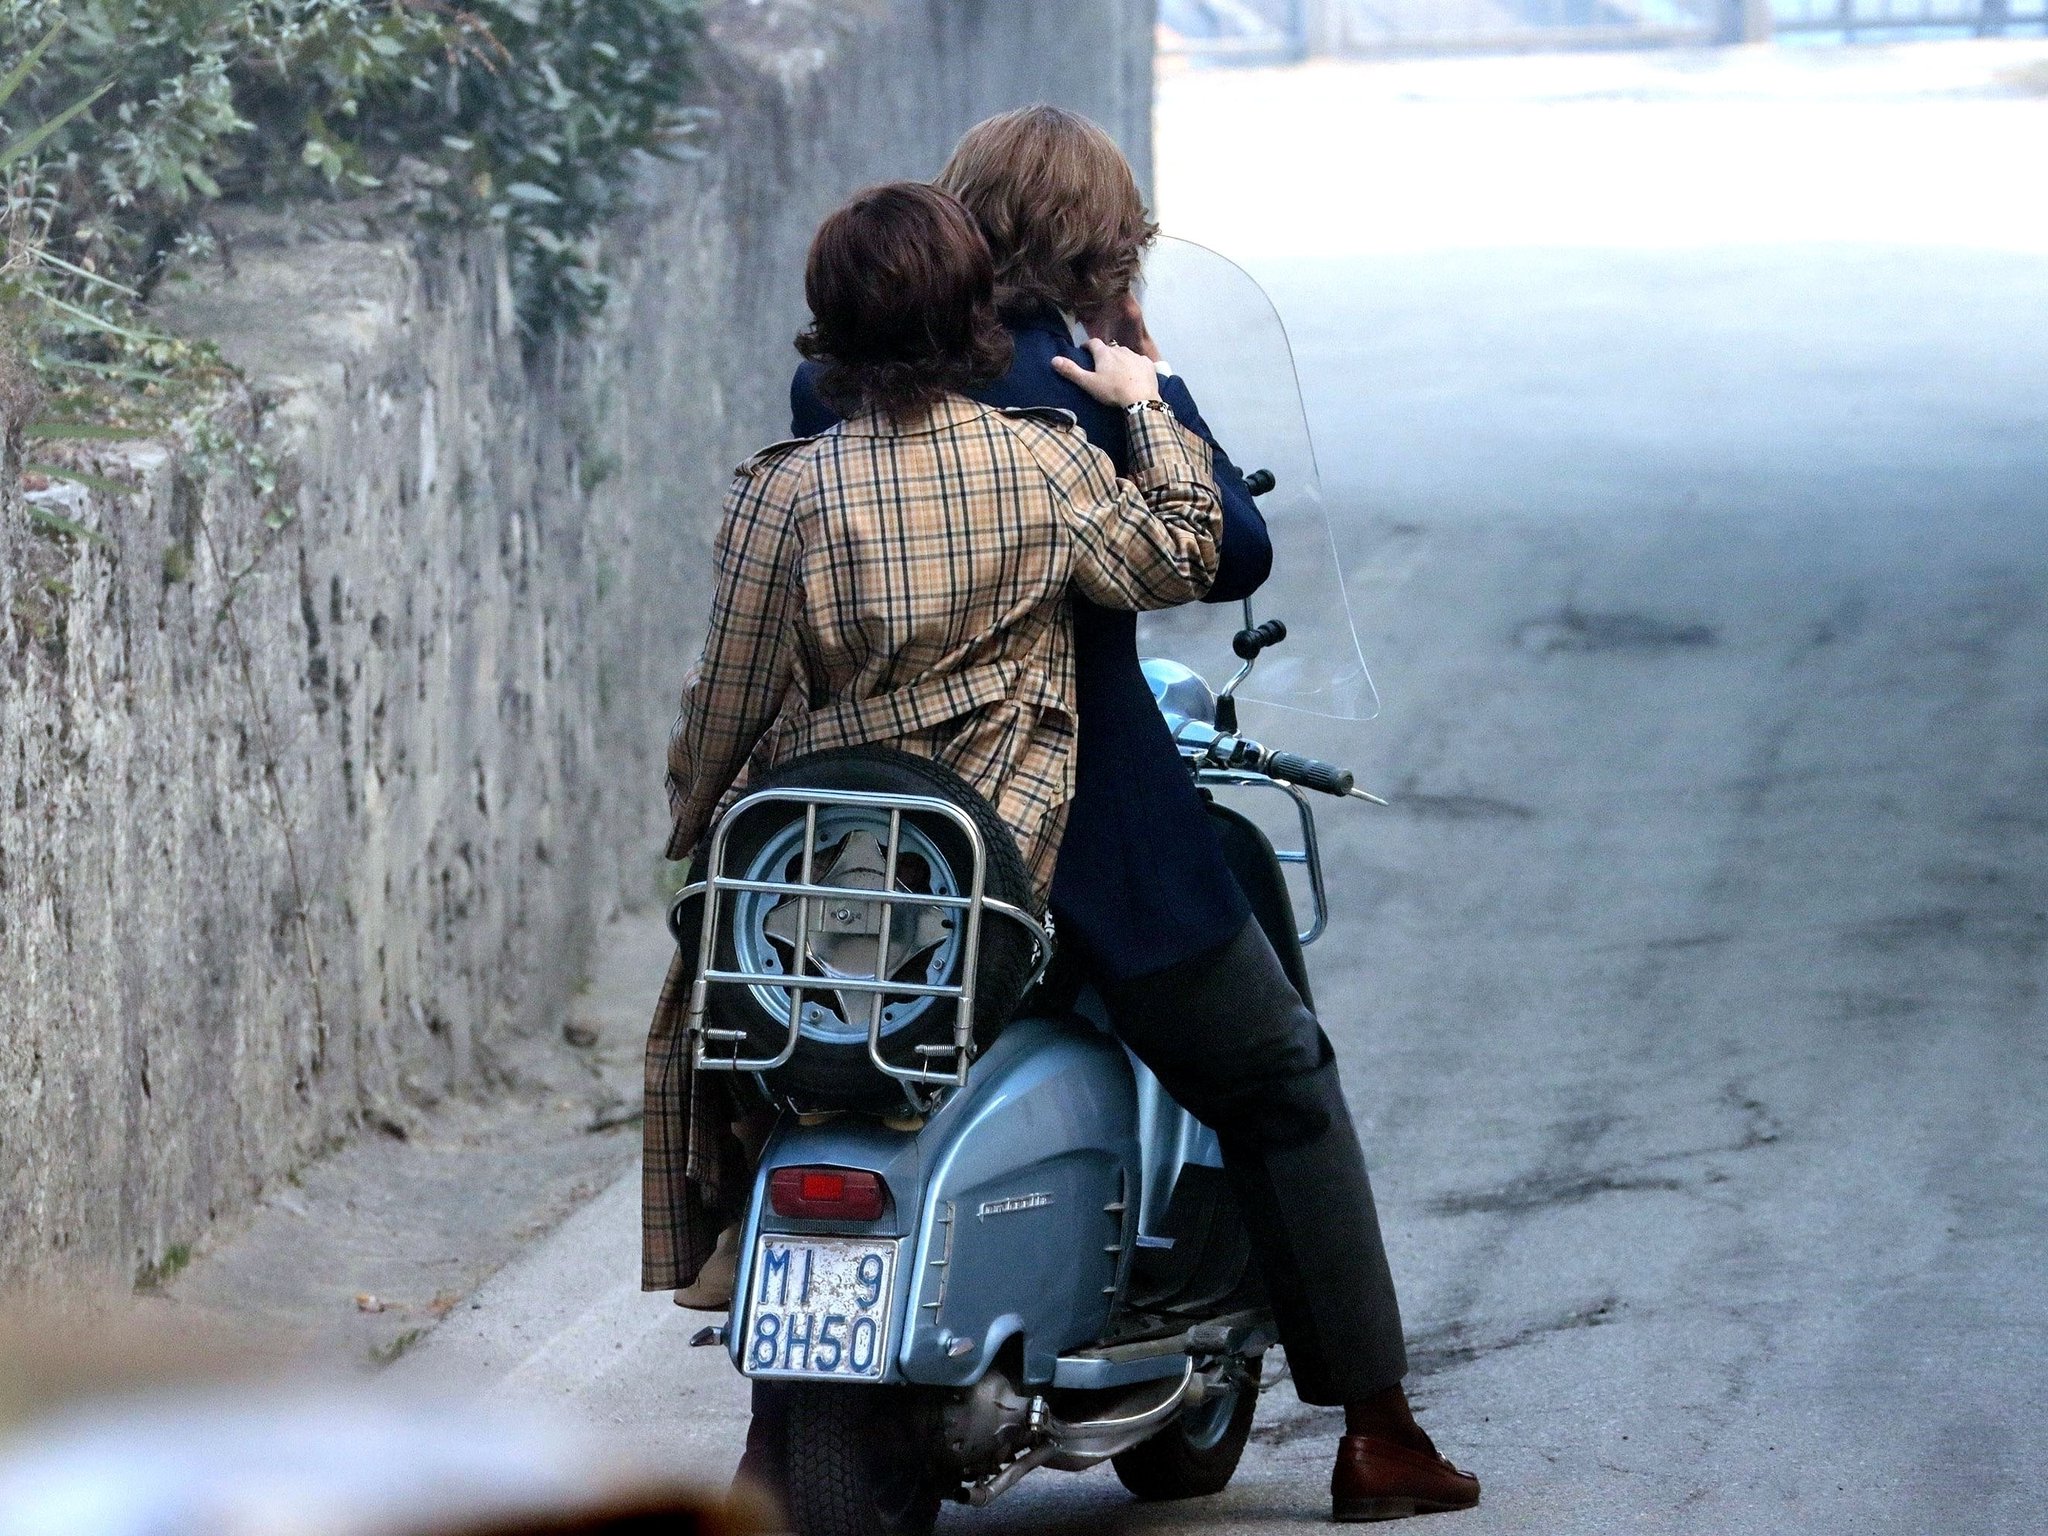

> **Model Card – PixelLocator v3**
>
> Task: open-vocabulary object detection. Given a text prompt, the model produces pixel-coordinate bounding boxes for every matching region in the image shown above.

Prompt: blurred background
[1159,0,2045,56]
[1134,10,2047,1535]
[4,3,2043,1533]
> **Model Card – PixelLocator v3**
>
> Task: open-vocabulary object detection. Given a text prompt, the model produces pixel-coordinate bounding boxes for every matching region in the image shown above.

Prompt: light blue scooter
[672,643,1375,1536]
[671,237,1381,1536]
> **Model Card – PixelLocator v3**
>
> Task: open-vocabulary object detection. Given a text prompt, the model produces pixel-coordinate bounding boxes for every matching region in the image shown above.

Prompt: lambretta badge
[978,1192,1053,1221]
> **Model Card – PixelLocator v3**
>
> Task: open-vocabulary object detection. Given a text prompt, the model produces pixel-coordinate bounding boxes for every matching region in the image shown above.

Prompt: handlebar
[1172,719,1362,800]
[1265,750,1353,797]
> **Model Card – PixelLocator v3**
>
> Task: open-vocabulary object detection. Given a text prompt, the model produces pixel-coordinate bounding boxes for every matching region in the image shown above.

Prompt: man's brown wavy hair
[935,105,1159,324]
[795,182,1013,420]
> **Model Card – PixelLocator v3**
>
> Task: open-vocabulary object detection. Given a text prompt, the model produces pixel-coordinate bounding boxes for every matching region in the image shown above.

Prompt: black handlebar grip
[1266,751,1354,797]
[1232,619,1288,661]
[1243,467,1277,497]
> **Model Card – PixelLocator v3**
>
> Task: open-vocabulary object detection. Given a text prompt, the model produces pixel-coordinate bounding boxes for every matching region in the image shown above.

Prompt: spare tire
[690,747,1041,1111]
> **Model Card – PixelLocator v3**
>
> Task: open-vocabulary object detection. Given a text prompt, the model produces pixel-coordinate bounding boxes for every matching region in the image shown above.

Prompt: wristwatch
[1124,398,1171,418]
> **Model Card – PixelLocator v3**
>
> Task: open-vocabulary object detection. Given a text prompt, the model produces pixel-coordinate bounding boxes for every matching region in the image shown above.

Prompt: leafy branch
[4,0,699,529]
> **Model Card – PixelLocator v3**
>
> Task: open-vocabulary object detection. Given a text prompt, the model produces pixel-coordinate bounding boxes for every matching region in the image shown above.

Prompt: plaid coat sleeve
[1016,406,1222,612]
[663,444,810,862]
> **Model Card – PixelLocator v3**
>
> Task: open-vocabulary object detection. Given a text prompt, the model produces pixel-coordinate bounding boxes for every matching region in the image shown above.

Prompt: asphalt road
[407,47,2048,1536]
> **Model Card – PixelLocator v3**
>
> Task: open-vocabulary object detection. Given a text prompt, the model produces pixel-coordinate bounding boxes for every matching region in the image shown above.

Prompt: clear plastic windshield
[1135,236,1379,722]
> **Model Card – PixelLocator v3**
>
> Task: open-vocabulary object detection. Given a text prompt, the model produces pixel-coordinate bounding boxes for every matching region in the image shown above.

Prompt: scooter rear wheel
[696,746,1041,1111]
[783,1383,944,1536]
[1111,1357,1262,1501]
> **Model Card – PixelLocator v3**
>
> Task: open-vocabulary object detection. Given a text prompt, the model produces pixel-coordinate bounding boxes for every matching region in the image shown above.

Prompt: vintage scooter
[670,239,1382,1536]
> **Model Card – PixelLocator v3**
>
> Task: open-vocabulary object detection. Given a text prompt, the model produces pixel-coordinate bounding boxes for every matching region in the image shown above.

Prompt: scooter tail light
[769,1166,887,1221]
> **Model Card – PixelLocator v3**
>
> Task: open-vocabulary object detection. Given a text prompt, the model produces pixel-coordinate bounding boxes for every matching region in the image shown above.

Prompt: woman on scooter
[643,178,1220,1355]
[790,107,1479,1522]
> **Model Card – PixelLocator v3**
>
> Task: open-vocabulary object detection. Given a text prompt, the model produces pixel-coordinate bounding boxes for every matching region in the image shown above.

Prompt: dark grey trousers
[1099,914,1408,1406]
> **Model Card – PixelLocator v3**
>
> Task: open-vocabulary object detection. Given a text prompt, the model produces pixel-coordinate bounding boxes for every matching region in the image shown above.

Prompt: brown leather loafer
[1331,1433,1480,1521]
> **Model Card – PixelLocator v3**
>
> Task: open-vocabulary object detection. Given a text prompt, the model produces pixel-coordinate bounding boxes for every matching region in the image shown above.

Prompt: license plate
[741,1235,900,1380]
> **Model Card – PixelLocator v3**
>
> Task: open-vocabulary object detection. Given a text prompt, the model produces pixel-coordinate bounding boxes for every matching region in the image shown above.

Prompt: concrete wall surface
[0,0,1154,1289]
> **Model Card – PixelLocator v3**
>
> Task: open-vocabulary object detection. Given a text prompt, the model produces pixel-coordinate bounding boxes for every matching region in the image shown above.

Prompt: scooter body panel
[733,1012,1140,1388]
[1068,987,1228,1240]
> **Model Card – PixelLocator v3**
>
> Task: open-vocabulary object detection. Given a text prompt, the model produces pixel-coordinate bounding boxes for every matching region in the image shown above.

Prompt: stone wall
[0,0,1154,1289]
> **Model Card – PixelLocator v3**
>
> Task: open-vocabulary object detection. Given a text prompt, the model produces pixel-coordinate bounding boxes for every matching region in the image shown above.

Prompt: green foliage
[368,1325,426,1365]
[2,0,697,542]
[430,0,705,326]
[133,1240,194,1290]
[1,0,701,361]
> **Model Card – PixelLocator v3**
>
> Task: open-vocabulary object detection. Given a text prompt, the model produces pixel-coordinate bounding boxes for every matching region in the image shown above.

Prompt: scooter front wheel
[783,1383,944,1536]
[1111,1358,1261,1501]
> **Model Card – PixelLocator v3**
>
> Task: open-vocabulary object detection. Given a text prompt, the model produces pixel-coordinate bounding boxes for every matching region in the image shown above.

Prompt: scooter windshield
[1136,236,1379,723]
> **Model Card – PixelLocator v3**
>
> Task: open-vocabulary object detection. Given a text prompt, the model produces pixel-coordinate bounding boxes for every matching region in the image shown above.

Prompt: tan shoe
[672,1223,741,1311]
[1331,1432,1480,1521]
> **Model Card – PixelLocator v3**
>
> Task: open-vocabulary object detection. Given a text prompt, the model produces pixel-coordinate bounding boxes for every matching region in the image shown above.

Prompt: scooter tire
[1111,1359,1261,1501]
[697,746,1041,1111]
[783,1383,944,1536]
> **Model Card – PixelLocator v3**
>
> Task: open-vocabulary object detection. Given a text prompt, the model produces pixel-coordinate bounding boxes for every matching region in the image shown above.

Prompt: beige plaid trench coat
[642,393,1222,1290]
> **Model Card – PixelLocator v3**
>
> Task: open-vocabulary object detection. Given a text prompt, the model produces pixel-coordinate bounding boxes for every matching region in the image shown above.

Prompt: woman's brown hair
[935,105,1159,324]
[795,182,1013,420]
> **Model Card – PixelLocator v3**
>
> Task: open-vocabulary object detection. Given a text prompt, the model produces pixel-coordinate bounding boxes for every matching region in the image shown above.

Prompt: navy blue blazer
[792,311,1272,981]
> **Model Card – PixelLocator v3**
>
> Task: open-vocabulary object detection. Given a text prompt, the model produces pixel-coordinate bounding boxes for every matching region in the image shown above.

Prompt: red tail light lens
[769,1166,887,1222]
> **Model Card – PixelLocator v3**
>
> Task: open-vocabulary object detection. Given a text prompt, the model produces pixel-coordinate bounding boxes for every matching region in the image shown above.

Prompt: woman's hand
[1052,337,1163,408]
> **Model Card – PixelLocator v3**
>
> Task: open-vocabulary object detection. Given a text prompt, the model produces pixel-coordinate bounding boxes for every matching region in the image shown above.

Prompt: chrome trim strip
[1050,1349,1190,1391]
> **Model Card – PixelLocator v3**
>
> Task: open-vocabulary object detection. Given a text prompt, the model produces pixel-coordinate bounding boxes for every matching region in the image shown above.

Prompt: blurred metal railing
[1159,0,2045,54]
[1773,0,2047,38]
[1161,0,1716,55]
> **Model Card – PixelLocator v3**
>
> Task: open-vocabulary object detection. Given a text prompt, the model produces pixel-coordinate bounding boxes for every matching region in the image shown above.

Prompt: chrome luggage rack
[668,787,1052,1094]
